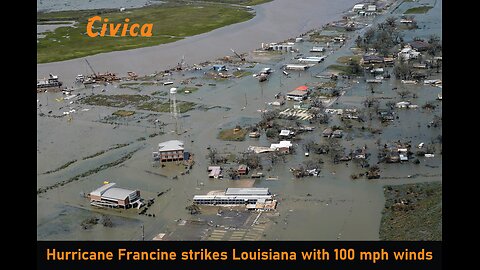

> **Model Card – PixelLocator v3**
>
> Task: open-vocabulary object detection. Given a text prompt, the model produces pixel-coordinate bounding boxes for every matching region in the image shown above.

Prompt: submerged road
[37,0,357,86]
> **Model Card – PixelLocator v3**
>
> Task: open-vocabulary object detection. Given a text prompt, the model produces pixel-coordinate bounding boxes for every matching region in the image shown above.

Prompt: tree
[427,34,442,56]
[349,59,362,75]
[397,90,411,99]
[385,16,397,29]
[364,28,375,46]
[394,56,413,79]
[363,97,380,109]
[355,35,363,49]
[207,148,218,164]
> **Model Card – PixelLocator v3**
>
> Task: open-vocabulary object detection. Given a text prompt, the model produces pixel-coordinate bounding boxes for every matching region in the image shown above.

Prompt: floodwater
[37,0,358,86]
[37,0,442,240]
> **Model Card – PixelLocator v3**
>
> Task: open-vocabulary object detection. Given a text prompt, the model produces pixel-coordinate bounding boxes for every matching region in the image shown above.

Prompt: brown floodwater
[37,0,442,240]
[37,0,358,86]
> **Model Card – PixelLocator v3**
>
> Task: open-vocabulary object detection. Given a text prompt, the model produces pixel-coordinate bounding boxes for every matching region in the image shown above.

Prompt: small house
[332,129,343,138]
[398,46,420,60]
[353,148,367,159]
[279,129,294,137]
[208,166,223,179]
[361,55,384,65]
[366,5,376,12]
[310,46,325,52]
[353,4,365,12]
[237,164,249,175]
[270,141,292,153]
[322,128,333,137]
[409,40,431,52]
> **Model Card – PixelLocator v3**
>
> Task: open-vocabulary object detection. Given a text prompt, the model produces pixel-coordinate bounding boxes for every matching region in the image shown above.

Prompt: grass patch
[327,64,362,76]
[233,70,253,78]
[309,32,335,42]
[43,160,77,174]
[218,128,247,141]
[37,4,254,63]
[191,0,272,5]
[151,91,168,96]
[113,110,135,117]
[37,21,74,25]
[137,100,196,113]
[178,87,199,94]
[82,143,130,160]
[37,149,139,195]
[119,81,157,90]
[404,6,433,14]
[380,182,442,240]
[82,94,150,107]
[336,55,361,65]
[316,81,337,89]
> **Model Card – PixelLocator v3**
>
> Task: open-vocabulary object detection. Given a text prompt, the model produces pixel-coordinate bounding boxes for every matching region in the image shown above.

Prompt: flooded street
[37,0,442,241]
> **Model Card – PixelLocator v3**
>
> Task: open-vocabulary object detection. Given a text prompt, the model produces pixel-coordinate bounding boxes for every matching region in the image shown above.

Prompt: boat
[249,131,260,138]
[37,74,62,89]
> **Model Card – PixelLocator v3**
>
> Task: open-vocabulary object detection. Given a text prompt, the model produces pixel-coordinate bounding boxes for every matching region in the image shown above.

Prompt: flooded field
[37,0,359,84]
[37,0,442,240]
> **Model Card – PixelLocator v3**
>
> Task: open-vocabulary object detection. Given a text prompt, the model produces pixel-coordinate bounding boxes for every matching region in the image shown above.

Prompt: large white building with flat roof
[193,188,277,210]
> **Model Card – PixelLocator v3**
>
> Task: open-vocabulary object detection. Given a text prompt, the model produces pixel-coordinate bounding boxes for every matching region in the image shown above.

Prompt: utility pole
[141,224,145,241]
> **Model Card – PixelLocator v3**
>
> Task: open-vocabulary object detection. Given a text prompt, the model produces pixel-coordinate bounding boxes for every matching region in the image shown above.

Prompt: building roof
[158,140,184,152]
[333,129,343,134]
[102,187,136,200]
[295,85,309,91]
[225,187,270,196]
[90,182,136,200]
[271,141,292,149]
[323,128,333,134]
[353,4,365,9]
[409,40,431,50]
[363,54,384,62]
[238,164,248,171]
[90,183,117,197]
[286,89,308,96]
[279,129,292,136]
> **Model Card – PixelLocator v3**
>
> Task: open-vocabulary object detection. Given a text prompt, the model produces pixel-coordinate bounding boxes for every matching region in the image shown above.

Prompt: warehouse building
[88,182,142,209]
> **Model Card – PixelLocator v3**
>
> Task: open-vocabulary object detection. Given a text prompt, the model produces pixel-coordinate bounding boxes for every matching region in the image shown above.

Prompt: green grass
[151,91,168,96]
[380,182,442,240]
[43,160,77,174]
[233,70,253,78]
[113,110,135,116]
[404,6,433,14]
[218,128,247,141]
[178,86,199,94]
[190,0,272,5]
[37,21,75,25]
[37,4,254,63]
[82,94,150,107]
[327,64,362,76]
[336,55,361,65]
[137,100,196,113]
